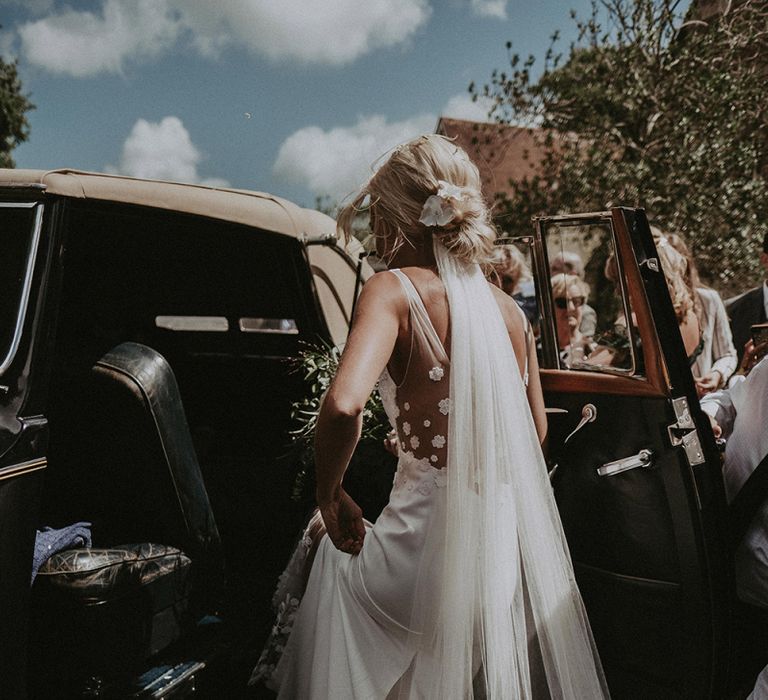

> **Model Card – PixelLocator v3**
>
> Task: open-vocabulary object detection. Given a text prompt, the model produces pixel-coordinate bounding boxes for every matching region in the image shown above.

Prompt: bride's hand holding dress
[317,488,365,555]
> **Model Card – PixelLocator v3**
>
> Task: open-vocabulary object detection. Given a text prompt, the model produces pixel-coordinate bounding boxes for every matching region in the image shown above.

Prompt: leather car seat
[84,342,224,604]
[31,343,225,693]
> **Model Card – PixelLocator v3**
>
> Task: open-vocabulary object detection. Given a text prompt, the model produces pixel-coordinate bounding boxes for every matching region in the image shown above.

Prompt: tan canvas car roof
[0,168,337,239]
[0,168,370,345]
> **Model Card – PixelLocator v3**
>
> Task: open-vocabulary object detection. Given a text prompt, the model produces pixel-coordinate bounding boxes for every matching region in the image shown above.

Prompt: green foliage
[287,342,392,503]
[314,194,339,218]
[473,0,768,295]
[289,341,390,449]
[0,58,34,169]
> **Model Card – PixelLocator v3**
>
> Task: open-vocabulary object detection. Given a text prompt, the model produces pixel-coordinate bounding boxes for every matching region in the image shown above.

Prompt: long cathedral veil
[405,239,609,698]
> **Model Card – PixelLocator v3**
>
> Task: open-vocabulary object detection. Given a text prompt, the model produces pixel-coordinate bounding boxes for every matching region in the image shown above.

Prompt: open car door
[521,208,730,698]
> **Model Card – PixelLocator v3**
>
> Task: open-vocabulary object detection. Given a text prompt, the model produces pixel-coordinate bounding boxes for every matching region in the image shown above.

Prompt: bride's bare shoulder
[355,270,408,315]
[360,269,410,296]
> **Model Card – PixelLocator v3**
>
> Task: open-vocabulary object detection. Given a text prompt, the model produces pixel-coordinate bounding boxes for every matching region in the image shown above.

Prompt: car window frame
[533,211,641,377]
[528,209,669,399]
[0,201,44,377]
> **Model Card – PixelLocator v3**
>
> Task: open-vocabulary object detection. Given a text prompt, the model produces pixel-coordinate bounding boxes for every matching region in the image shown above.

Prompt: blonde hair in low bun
[434,186,496,265]
[337,134,497,266]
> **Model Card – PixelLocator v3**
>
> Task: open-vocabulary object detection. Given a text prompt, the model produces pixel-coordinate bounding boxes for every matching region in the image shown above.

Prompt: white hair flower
[418,180,466,228]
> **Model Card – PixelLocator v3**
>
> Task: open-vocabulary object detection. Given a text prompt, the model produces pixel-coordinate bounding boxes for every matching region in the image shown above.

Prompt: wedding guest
[652,233,703,360]
[550,250,585,277]
[490,244,537,323]
[651,230,768,694]
[550,250,597,338]
[665,232,737,395]
[702,351,768,700]
[552,273,594,367]
[701,352,768,608]
[726,232,768,364]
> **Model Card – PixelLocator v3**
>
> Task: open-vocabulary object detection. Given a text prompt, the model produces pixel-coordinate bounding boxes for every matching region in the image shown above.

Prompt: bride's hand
[383,429,399,456]
[318,489,365,555]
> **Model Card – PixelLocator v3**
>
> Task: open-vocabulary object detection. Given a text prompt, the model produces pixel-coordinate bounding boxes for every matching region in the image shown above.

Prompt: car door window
[536,218,644,376]
[0,202,43,376]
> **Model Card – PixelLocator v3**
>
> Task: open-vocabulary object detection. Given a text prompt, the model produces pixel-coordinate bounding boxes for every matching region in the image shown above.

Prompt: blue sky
[2,0,619,208]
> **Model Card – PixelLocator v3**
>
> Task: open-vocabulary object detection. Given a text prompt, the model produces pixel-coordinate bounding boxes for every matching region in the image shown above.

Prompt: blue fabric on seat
[31,522,92,584]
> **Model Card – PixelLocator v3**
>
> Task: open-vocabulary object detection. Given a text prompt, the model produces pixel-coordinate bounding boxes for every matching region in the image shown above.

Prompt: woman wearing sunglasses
[551,273,594,367]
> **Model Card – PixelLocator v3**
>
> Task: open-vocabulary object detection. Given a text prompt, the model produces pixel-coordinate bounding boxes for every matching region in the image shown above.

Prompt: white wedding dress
[250,243,608,699]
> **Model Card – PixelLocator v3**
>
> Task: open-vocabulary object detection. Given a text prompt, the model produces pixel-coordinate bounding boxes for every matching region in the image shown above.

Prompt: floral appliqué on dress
[393,452,448,494]
[429,366,445,382]
[431,434,446,449]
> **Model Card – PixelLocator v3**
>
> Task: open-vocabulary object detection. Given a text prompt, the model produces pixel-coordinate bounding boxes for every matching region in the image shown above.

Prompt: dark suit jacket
[726,285,767,363]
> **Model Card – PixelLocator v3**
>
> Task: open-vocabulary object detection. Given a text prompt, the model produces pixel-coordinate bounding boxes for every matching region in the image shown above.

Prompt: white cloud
[470,0,508,19]
[16,0,431,76]
[17,0,178,77]
[175,0,431,65]
[442,94,494,123]
[273,92,496,197]
[273,113,436,198]
[108,116,229,187]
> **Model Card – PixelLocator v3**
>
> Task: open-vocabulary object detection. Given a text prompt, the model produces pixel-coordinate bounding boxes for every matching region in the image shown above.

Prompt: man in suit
[726,232,768,364]
[702,355,768,608]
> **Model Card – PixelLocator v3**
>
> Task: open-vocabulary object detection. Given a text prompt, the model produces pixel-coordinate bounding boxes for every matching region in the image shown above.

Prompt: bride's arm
[491,285,548,446]
[525,330,548,446]
[315,272,403,552]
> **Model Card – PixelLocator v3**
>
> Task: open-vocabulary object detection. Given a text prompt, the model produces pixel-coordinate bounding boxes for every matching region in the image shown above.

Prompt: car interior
[30,200,326,695]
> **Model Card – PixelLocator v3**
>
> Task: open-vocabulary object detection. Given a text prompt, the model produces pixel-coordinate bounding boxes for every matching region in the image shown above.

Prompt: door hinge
[667,396,705,466]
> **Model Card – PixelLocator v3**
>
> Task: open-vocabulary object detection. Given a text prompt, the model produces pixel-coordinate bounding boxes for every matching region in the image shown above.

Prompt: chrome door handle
[597,449,654,477]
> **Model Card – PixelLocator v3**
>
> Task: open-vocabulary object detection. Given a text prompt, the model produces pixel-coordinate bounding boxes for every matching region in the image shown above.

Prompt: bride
[250,134,608,699]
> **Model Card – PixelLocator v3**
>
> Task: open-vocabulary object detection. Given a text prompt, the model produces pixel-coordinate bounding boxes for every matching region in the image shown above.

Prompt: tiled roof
[435,117,548,200]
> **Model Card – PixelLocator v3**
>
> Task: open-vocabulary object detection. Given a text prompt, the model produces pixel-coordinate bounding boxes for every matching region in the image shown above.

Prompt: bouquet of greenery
[287,342,395,515]
[289,341,390,450]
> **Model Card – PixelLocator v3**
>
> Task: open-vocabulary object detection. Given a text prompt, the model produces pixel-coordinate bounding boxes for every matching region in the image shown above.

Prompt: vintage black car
[0,170,764,698]
[0,169,371,698]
